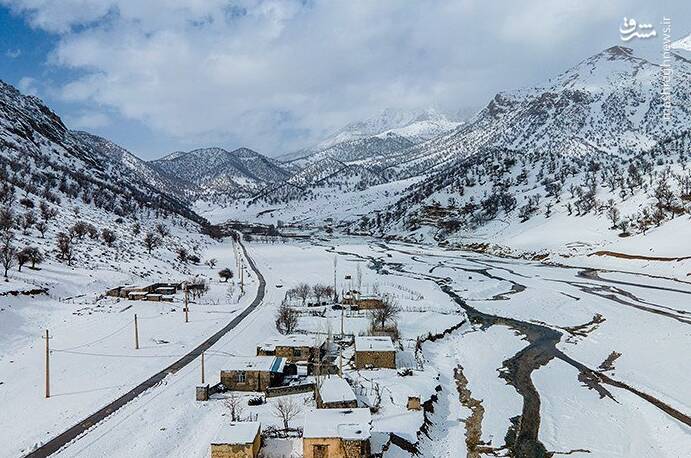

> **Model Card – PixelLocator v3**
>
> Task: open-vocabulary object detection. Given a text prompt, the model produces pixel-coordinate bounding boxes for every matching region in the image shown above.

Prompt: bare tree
[143,232,161,254]
[294,283,311,306]
[101,228,117,247]
[218,268,234,282]
[39,201,57,224]
[35,221,48,238]
[273,397,301,431]
[312,284,330,305]
[176,246,189,262]
[56,232,74,265]
[606,200,620,229]
[20,211,35,235]
[0,206,14,234]
[16,247,31,272]
[369,296,401,331]
[0,234,16,279]
[275,303,299,334]
[155,223,170,238]
[24,246,43,269]
[224,393,245,422]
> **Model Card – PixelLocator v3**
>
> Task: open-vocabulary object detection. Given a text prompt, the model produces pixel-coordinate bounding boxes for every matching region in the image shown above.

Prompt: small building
[155,286,177,295]
[145,293,163,301]
[317,377,357,409]
[354,336,396,369]
[127,291,148,301]
[353,295,385,310]
[210,421,261,458]
[257,334,326,364]
[220,356,286,392]
[303,408,371,458]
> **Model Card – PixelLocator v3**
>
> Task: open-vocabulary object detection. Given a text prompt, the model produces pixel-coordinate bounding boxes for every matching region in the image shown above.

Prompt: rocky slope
[0,79,202,223]
[150,147,290,199]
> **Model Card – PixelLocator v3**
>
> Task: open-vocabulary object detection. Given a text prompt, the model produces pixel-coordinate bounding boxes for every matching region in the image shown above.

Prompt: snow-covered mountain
[150,147,290,199]
[672,32,691,51]
[0,79,202,223]
[280,108,460,163]
[71,131,185,200]
[365,46,691,179]
[251,156,387,206]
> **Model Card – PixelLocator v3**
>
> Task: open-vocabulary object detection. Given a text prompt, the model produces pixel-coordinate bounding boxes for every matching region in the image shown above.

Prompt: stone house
[352,295,384,310]
[220,357,286,392]
[354,336,396,369]
[303,408,371,458]
[256,334,326,365]
[317,376,357,409]
[210,421,261,458]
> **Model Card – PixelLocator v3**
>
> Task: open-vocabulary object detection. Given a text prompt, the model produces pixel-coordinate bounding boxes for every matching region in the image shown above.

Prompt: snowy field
[2,236,690,457]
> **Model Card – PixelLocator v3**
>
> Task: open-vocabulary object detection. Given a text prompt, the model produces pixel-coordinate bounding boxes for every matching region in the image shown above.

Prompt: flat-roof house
[303,408,371,458]
[257,334,326,364]
[317,377,357,409]
[353,295,385,310]
[220,357,286,392]
[354,336,396,369]
[210,421,261,458]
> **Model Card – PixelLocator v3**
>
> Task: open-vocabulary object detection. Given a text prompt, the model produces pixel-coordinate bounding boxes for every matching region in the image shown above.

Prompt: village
[198,272,440,458]
[92,247,447,458]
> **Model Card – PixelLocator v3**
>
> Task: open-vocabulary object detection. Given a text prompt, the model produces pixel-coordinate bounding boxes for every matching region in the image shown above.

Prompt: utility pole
[43,329,51,398]
[333,256,338,302]
[239,259,244,293]
[184,284,189,323]
[201,351,205,384]
[134,314,139,350]
[340,307,344,338]
[339,346,343,377]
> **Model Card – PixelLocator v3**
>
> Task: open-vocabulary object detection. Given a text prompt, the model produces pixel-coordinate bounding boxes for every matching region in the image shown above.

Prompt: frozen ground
[2,236,689,457]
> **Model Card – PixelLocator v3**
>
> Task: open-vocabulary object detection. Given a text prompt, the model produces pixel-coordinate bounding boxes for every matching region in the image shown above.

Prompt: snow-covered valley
[3,235,689,457]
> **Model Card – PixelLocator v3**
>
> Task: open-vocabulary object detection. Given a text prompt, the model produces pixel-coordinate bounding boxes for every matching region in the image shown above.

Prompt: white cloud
[2,0,674,155]
[17,76,38,96]
[5,48,21,58]
[65,110,111,129]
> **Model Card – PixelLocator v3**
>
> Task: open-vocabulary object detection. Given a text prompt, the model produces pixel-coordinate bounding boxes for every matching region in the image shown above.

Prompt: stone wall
[354,350,396,369]
[303,438,369,458]
[220,370,272,392]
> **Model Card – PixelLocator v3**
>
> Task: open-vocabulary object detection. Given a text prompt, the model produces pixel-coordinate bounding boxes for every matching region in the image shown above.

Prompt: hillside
[150,147,289,201]
[364,46,691,179]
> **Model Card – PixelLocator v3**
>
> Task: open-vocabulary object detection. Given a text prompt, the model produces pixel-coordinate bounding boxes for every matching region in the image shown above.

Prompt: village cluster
[193,285,430,458]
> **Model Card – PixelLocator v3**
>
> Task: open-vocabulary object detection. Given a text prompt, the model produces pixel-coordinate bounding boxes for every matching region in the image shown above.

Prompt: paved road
[26,236,265,458]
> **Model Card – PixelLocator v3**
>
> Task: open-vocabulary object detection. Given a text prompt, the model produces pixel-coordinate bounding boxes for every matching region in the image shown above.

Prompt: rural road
[26,235,265,458]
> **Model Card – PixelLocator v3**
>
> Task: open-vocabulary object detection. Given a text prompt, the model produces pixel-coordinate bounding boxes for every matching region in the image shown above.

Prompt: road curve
[26,236,265,458]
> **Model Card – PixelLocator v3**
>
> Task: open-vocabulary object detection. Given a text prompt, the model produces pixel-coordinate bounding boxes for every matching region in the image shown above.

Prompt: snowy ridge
[0,79,202,223]
[150,146,290,199]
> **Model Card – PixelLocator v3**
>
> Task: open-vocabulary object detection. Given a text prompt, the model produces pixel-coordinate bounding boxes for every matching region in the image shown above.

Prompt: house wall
[354,350,396,369]
[257,345,319,363]
[210,441,257,458]
[303,438,369,458]
[220,370,272,392]
[356,299,384,309]
[317,398,358,409]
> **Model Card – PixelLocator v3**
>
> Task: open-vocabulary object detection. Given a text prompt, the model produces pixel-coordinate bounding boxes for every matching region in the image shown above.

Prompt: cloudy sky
[0,0,688,159]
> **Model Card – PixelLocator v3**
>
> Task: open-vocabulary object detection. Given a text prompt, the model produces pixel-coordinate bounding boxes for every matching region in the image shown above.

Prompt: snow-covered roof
[212,422,260,445]
[319,376,356,404]
[355,336,395,352]
[222,356,285,373]
[258,334,326,351]
[303,408,371,440]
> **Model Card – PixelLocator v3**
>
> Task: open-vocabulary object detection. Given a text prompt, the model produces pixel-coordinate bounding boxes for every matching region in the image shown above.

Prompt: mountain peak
[602,45,634,59]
